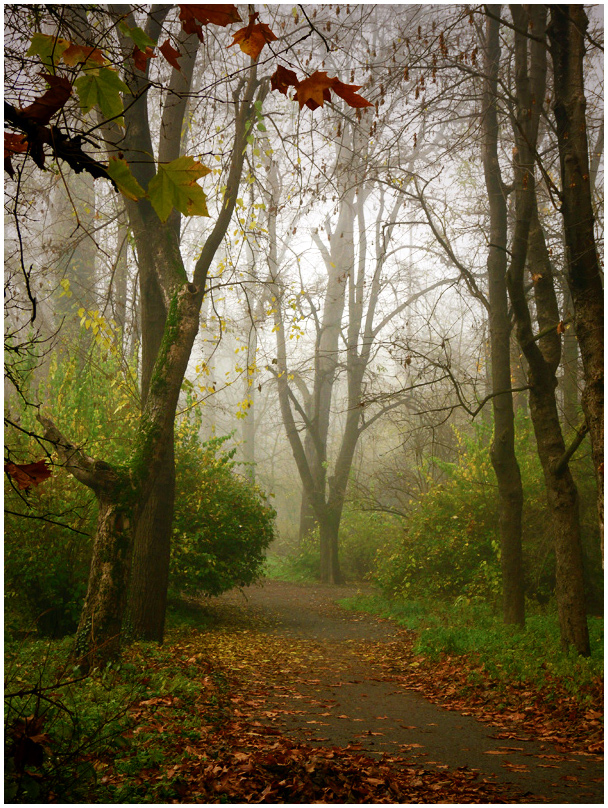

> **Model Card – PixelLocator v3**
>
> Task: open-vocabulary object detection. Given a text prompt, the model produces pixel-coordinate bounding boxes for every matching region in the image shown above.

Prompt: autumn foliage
[5,3,372,209]
[4,460,52,490]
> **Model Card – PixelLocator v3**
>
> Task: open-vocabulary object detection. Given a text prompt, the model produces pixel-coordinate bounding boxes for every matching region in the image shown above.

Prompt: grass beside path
[339,592,603,754]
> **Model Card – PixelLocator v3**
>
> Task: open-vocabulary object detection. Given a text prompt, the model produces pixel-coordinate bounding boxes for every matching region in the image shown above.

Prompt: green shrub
[266,507,403,583]
[373,414,602,608]
[170,413,276,597]
[340,592,603,697]
[375,424,502,604]
[5,342,139,637]
[338,508,405,581]
[4,636,136,803]
[6,329,277,633]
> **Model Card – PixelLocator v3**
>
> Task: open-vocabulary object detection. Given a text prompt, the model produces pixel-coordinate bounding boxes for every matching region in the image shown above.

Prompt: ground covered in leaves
[6,581,603,803]
[89,580,603,804]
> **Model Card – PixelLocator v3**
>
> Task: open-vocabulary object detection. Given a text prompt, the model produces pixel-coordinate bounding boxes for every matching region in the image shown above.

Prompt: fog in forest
[4,10,604,796]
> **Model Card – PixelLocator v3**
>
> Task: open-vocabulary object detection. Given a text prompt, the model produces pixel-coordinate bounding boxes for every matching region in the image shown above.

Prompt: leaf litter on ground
[90,623,585,803]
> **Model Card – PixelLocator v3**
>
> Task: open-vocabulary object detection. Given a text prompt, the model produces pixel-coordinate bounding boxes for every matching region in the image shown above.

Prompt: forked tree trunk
[36,285,202,669]
[507,4,589,655]
[37,41,259,664]
[482,7,525,626]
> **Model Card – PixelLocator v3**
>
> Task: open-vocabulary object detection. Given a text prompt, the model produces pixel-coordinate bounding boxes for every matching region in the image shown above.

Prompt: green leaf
[118,21,158,51]
[75,67,129,122]
[27,33,69,67]
[106,157,146,201]
[147,156,211,223]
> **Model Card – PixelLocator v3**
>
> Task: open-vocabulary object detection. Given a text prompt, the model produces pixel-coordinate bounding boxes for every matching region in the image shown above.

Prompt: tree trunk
[126,233,174,641]
[126,438,175,641]
[318,507,343,584]
[482,6,525,626]
[74,497,133,668]
[298,491,317,543]
[506,4,589,654]
[37,414,136,670]
[560,285,579,431]
[548,5,604,560]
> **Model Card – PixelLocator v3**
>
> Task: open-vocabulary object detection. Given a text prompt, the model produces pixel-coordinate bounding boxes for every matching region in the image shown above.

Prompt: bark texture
[506,4,589,655]
[482,7,525,626]
[547,5,604,560]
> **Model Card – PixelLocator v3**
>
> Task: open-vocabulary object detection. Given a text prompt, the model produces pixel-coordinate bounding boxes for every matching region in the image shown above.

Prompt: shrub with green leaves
[170,414,276,597]
[5,341,139,637]
[5,331,276,636]
[267,507,403,583]
[337,508,405,581]
[375,425,502,604]
[374,415,602,609]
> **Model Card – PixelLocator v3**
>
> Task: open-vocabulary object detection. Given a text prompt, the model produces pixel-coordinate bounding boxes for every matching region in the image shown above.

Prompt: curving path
[207,579,604,804]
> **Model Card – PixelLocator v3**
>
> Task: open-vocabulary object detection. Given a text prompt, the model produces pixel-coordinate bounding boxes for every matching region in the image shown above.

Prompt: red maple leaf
[270,65,299,96]
[20,74,72,125]
[160,39,182,71]
[230,12,277,61]
[178,5,241,41]
[294,71,373,111]
[5,459,52,490]
[5,132,28,157]
[294,71,335,111]
[330,78,373,109]
[4,132,28,178]
[133,46,156,72]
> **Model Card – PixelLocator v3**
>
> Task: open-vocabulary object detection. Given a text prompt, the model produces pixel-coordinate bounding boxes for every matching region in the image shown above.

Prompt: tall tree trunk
[560,284,579,431]
[120,19,199,642]
[126,243,176,641]
[38,3,260,661]
[506,4,589,654]
[482,6,525,626]
[548,5,604,560]
[126,439,175,640]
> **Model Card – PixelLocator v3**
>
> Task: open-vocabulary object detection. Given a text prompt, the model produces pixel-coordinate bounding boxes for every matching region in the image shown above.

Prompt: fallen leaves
[65,588,603,804]
[363,638,604,757]
[87,627,522,803]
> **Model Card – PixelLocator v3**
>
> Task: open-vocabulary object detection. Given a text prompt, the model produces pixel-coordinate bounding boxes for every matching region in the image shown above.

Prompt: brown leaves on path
[362,637,604,757]
[97,627,520,804]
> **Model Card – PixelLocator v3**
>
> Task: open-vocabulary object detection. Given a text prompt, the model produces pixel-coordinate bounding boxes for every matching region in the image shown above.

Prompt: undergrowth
[339,592,603,700]
[4,605,231,804]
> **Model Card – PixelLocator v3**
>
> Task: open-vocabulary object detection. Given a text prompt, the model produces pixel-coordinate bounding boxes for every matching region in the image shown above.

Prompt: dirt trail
[208,579,604,804]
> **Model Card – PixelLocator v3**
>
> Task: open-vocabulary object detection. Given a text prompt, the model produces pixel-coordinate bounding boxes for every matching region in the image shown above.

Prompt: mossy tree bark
[39,3,260,664]
[104,8,260,642]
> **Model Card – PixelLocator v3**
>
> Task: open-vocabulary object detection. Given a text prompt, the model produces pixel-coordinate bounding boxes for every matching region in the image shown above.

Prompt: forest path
[205,579,603,804]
